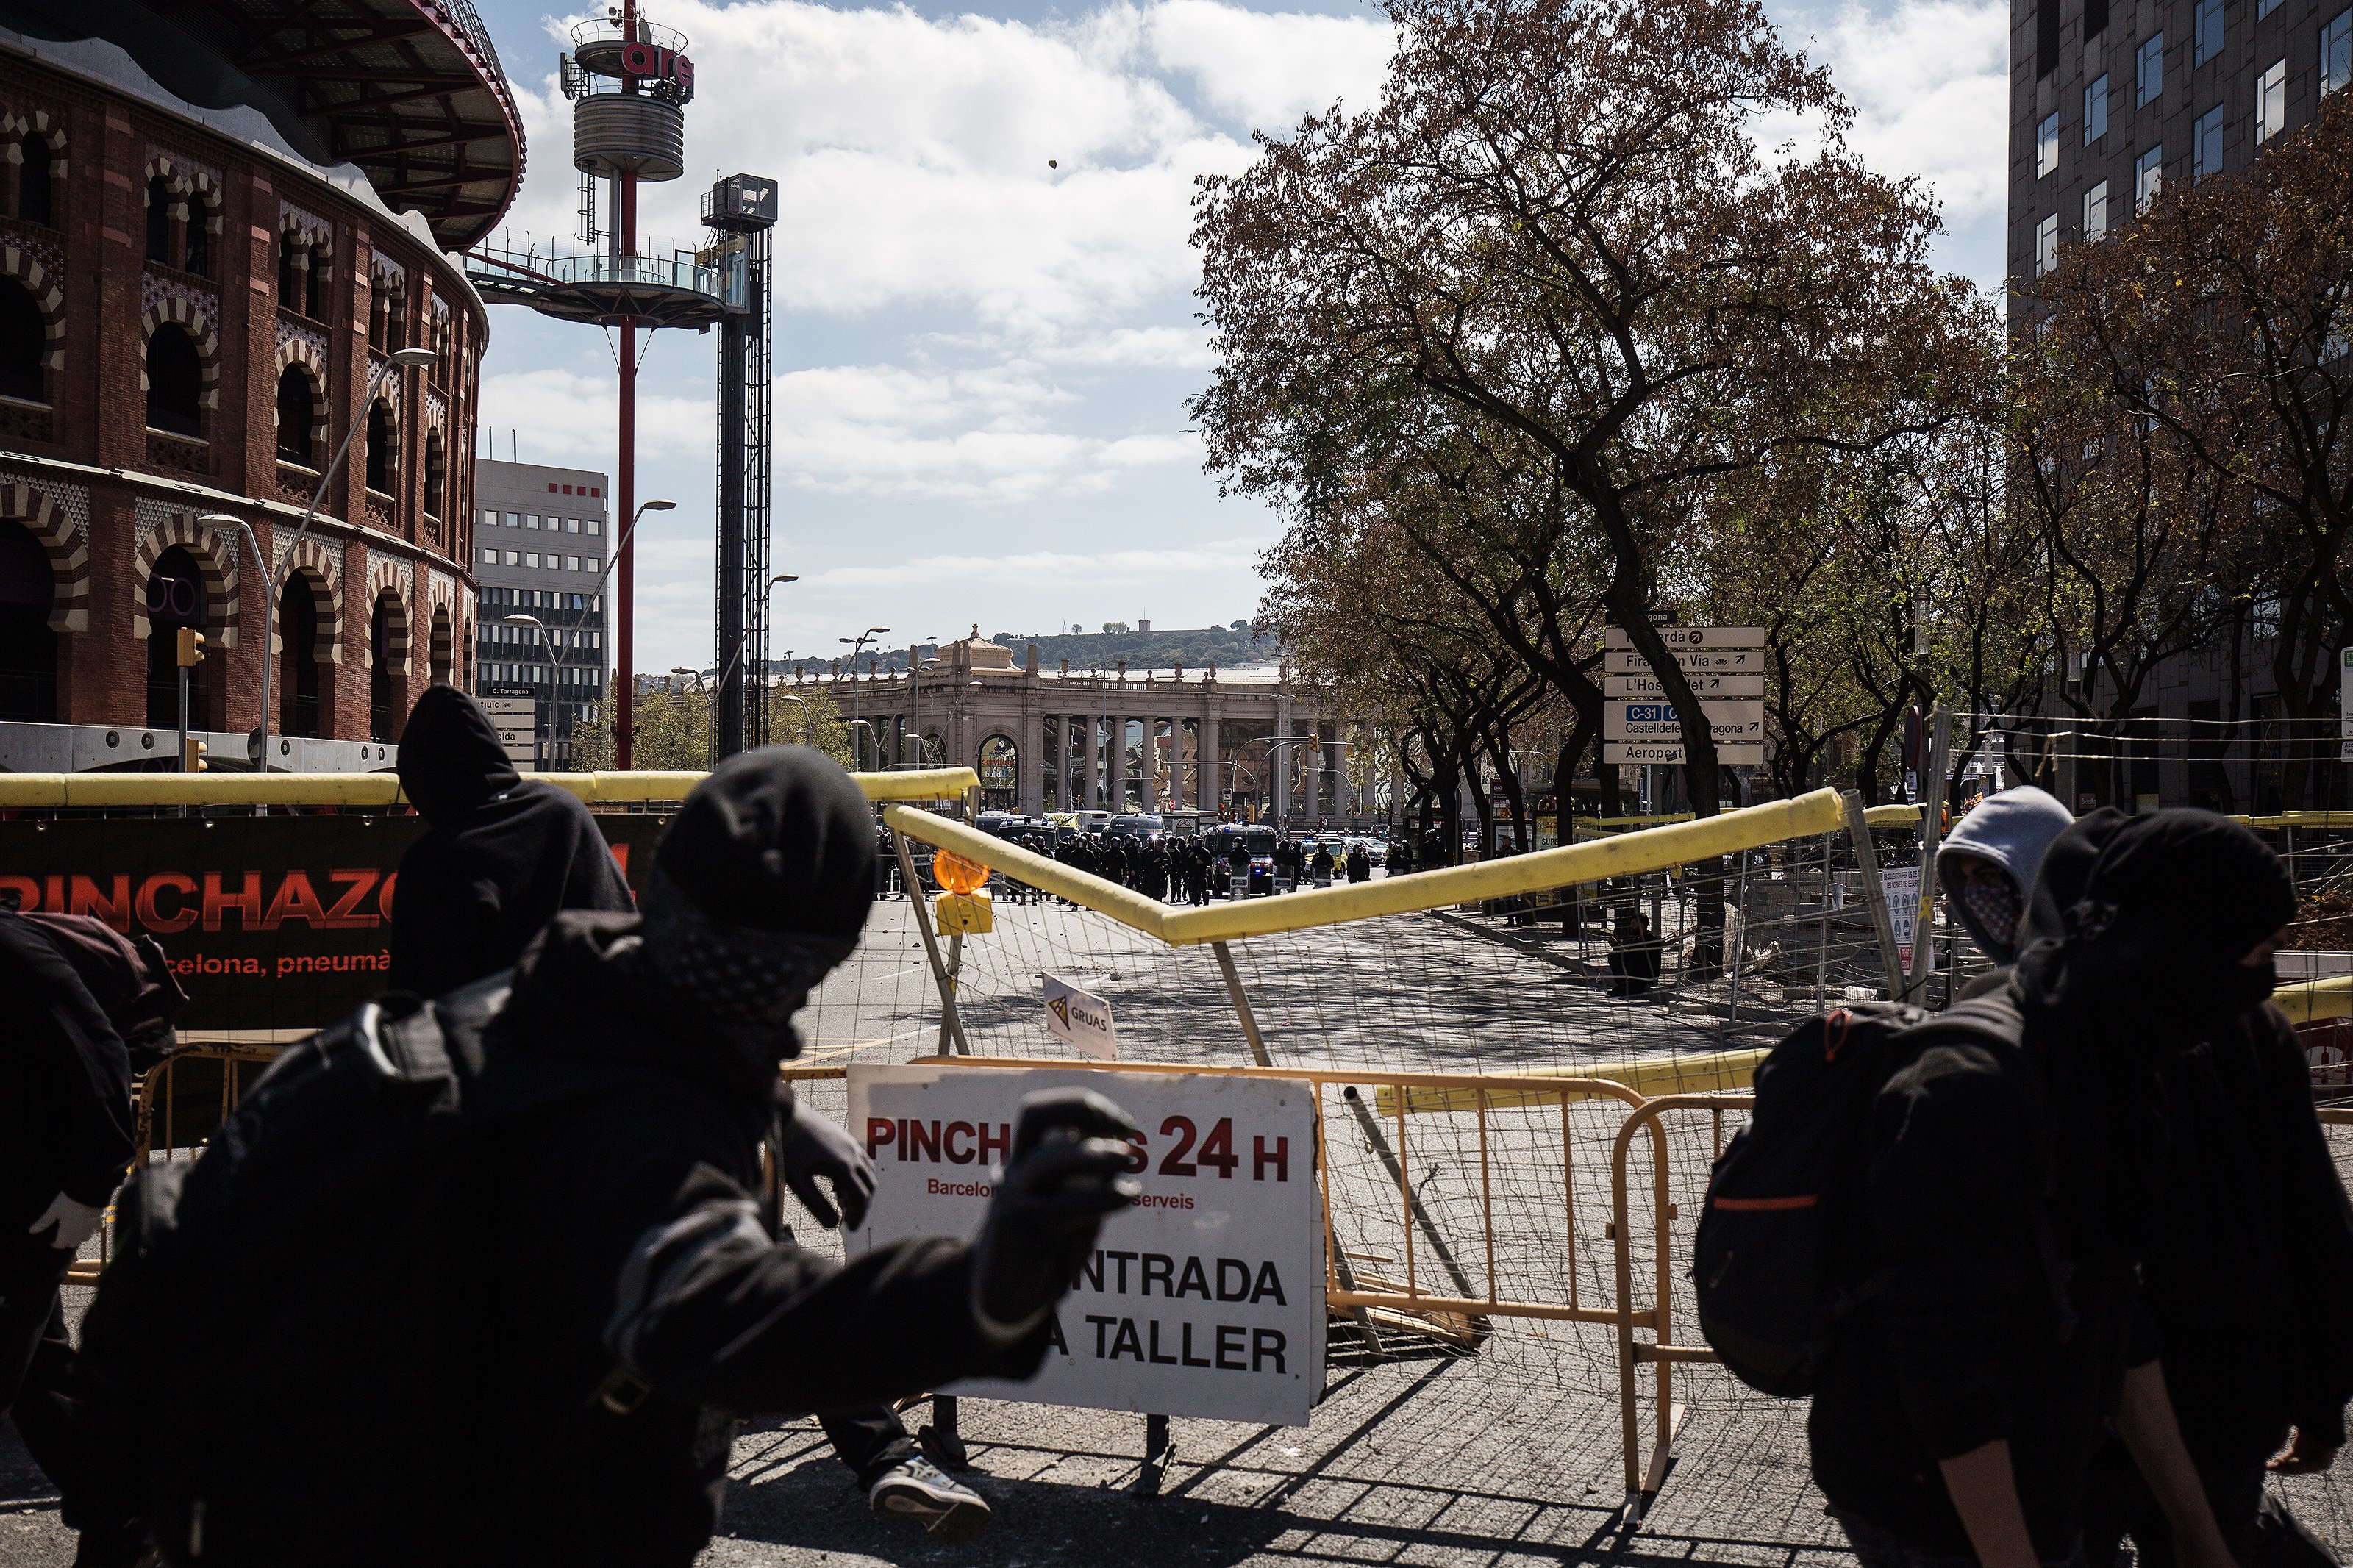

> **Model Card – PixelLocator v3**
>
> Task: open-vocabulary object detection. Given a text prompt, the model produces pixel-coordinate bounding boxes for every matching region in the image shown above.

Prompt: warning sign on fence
[1042,974,1118,1059]
[1882,863,1921,970]
[848,1063,1327,1425]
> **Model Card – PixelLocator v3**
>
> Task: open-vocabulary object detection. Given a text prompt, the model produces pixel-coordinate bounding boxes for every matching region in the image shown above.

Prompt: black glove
[972,1089,1140,1333]
[776,1101,878,1230]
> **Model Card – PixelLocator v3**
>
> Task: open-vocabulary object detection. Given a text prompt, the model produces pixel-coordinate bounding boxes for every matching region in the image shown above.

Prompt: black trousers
[818,1405,918,1489]
[1,1242,142,1559]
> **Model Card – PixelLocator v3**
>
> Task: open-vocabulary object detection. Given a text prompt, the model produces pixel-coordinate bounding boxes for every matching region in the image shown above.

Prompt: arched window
[18,136,52,227]
[280,576,324,738]
[0,517,56,720]
[145,175,174,265]
[275,363,315,465]
[183,192,214,277]
[144,544,209,729]
[307,242,331,317]
[978,734,1018,808]
[364,399,393,493]
[0,280,45,403]
[423,428,445,517]
[369,590,401,742]
[278,232,301,307]
[429,604,453,684]
[146,323,202,437]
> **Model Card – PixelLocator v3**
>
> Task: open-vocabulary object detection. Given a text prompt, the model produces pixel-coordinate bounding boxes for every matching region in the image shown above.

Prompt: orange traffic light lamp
[176,628,206,667]
[181,737,208,772]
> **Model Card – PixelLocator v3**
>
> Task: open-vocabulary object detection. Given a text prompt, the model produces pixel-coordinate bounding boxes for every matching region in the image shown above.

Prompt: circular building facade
[0,0,521,770]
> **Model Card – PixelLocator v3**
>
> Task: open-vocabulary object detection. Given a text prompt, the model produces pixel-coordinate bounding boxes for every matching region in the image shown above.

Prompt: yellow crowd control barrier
[885,786,1854,947]
[0,766,979,811]
[1375,1045,1769,1116]
[2276,975,2352,1025]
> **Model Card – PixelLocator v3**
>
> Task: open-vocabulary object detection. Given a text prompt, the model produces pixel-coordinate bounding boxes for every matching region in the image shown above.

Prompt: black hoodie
[388,687,634,998]
[429,913,1046,1566]
[0,911,138,1232]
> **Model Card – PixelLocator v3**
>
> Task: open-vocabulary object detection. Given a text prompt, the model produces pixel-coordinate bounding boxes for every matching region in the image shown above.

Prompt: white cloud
[806,536,1267,590]
[1781,0,2010,226]
[1141,0,1394,130]
[476,366,713,459]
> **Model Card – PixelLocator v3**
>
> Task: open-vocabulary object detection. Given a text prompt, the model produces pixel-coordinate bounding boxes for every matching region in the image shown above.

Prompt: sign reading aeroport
[848,1064,1326,1425]
[0,817,664,1029]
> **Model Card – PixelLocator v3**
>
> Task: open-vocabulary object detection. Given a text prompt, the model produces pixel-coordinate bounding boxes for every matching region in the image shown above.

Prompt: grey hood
[1935,784,2075,964]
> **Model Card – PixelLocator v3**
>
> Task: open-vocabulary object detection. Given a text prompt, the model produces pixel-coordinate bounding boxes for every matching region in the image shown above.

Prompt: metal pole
[177,662,190,773]
[1210,940,1274,1067]
[1906,704,1953,1001]
[1840,790,1907,1000]
[1814,832,1832,1012]
[893,828,968,1055]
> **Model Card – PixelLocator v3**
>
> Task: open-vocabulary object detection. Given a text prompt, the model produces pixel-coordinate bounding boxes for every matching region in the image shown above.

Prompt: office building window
[505,550,520,565]
[506,512,520,528]
[2038,0,2060,75]
[2084,181,2110,240]
[2258,0,2279,19]
[2325,10,2351,94]
[2138,32,2164,102]
[2035,213,2060,275]
[2136,143,2165,207]
[566,556,581,572]
[2196,0,2224,63]
[565,518,580,533]
[2193,104,2225,176]
[2087,0,2109,37]
[481,509,496,529]
[525,552,540,568]
[2085,74,2110,141]
[2256,59,2286,142]
[2038,112,2061,176]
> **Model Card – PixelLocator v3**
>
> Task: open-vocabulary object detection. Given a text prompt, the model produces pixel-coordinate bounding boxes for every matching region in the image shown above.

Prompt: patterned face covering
[1957,868,2023,952]
[638,867,857,1049]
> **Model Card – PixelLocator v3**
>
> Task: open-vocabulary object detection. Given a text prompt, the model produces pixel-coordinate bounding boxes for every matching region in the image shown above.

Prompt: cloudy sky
[460,0,2010,675]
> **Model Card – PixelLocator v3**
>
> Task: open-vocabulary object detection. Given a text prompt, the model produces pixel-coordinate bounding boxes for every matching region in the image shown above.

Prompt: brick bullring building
[0,0,521,770]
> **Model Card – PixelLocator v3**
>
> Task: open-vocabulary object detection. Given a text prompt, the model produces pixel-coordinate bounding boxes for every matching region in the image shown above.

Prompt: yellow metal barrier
[2277,975,2352,1025]
[1376,1045,1768,1116]
[885,787,1854,946]
[1610,1092,1748,1511]
[0,765,979,810]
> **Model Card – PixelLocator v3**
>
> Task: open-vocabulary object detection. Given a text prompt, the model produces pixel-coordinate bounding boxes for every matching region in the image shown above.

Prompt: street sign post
[1603,672,1765,700]
[480,689,538,766]
[1602,626,1765,650]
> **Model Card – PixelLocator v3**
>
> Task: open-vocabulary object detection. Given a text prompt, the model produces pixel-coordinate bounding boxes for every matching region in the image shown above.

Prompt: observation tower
[463,0,775,766]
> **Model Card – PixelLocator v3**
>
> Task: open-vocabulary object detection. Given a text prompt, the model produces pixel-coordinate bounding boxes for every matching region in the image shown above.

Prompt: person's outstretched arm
[2115,1358,2234,1568]
[1937,1440,2038,1568]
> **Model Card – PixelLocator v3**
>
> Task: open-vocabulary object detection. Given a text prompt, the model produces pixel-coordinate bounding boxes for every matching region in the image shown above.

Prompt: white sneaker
[868,1453,992,1542]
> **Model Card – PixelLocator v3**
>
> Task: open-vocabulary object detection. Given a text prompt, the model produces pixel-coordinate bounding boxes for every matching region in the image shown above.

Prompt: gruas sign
[846,1064,1327,1425]
[0,815,665,1029]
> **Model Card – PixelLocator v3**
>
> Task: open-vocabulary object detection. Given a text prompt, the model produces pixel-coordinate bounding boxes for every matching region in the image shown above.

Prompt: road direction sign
[1603,647,1766,675]
[480,695,537,760]
[1604,672,1765,699]
[1603,698,1766,742]
[1602,626,1764,651]
[1603,740,1766,765]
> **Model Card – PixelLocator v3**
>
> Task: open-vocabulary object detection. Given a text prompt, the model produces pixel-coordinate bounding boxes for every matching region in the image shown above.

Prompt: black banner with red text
[0,815,668,1029]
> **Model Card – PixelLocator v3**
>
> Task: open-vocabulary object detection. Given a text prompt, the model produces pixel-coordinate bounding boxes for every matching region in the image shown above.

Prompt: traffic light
[181,737,207,772]
[176,628,206,667]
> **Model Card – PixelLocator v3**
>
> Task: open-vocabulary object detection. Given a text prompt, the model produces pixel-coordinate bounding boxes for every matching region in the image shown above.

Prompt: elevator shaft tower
[704,176,777,762]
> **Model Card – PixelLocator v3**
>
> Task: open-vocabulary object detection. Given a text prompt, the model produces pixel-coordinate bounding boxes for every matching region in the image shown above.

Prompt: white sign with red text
[846,1064,1326,1425]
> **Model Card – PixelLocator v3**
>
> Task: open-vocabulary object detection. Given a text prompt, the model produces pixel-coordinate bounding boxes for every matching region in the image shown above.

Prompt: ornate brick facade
[0,46,486,753]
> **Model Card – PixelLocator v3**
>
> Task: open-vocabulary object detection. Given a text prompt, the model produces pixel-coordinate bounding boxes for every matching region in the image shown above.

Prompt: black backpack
[1691,996,2026,1396]
[79,980,515,1565]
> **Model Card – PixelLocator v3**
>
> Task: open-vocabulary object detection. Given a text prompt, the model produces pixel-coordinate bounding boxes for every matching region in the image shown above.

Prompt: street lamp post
[838,625,889,767]
[710,572,798,759]
[200,345,435,774]
[606,497,680,770]
[501,612,556,767]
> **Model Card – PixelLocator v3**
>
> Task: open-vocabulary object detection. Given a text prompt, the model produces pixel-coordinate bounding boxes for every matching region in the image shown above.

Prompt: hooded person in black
[1,909,185,1567]
[413,747,1137,1567]
[1810,809,2292,1568]
[387,685,635,999]
[2018,815,2353,1568]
